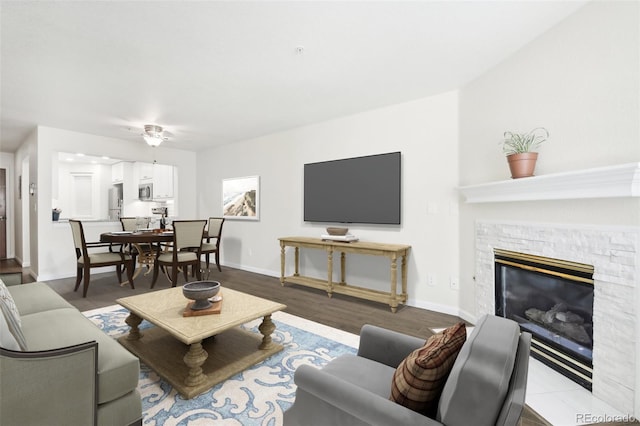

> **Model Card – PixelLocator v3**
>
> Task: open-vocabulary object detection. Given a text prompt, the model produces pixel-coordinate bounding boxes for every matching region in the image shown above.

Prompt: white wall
[5,1,635,321]
[31,126,199,280]
[197,91,461,313]
[458,0,640,320]
[458,3,640,415]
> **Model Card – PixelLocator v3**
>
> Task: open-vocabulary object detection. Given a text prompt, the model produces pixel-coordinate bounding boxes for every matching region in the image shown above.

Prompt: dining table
[100,230,175,284]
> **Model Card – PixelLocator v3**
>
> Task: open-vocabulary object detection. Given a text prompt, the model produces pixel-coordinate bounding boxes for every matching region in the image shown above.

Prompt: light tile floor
[527,358,633,425]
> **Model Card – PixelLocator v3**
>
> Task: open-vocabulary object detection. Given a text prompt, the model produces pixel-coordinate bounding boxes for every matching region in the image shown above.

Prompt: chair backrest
[172,220,207,251]
[69,220,86,258]
[120,217,150,231]
[207,217,225,240]
[436,314,531,426]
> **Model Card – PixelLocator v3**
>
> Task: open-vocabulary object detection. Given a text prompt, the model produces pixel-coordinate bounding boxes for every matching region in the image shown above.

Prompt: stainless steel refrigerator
[108,185,123,220]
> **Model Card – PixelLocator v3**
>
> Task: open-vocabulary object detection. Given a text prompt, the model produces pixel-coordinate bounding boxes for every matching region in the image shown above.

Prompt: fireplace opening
[494,249,594,390]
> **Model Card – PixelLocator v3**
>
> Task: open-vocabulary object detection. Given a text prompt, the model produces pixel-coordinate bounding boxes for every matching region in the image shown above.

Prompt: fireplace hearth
[494,249,594,389]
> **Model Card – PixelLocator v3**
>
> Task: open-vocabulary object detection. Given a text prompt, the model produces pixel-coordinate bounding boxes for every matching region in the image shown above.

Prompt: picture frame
[222,176,260,220]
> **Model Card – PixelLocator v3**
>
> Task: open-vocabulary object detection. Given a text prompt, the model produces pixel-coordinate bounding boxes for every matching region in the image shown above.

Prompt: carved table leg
[390,254,399,313]
[327,248,334,298]
[183,341,208,387]
[258,314,276,350]
[280,242,286,285]
[125,313,143,340]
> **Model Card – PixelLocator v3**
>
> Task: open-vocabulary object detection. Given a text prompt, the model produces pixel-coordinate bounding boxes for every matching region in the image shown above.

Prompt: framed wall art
[222,175,260,220]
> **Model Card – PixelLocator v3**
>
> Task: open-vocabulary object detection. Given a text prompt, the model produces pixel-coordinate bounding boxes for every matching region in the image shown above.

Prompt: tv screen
[304,152,401,225]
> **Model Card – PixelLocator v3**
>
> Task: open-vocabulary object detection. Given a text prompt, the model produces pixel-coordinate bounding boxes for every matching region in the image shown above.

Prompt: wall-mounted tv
[304,152,401,225]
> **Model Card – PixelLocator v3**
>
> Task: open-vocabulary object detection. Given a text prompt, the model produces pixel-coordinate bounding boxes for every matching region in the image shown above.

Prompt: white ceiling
[1,1,587,153]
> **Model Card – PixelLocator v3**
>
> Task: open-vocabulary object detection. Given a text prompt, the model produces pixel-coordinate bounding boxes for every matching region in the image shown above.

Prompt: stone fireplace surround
[474,220,639,415]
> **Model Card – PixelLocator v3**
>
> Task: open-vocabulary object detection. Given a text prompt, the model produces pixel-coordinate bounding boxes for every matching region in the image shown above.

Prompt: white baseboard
[408,298,477,323]
[222,262,279,278]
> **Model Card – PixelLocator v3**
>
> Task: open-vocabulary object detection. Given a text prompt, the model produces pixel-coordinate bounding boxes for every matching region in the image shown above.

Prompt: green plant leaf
[501,127,549,155]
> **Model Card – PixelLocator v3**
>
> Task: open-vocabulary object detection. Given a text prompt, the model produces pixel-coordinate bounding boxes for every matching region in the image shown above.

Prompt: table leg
[183,341,208,387]
[327,248,334,297]
[125,313,143,340]
[294,247,300,277]
[390,253,399,313]
[258,314,276,350]
[401,252,408,298]
[340,252,346,285]
[280,242,285,285]
[120,251,139,286]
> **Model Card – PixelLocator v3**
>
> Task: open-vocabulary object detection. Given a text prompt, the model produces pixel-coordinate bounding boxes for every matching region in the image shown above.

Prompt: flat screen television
[304,152,401,225]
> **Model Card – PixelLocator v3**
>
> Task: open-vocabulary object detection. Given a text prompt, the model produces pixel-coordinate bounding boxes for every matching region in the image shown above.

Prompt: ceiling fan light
[142,124,166,147]
[143,133,163,147]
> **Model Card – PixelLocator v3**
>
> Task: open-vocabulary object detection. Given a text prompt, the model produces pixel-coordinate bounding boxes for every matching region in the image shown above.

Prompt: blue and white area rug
[83,306,359,426]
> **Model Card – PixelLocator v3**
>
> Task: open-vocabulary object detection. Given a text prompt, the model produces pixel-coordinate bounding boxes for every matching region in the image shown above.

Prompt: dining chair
[151,220,207,288]
[200,217,225,273]
[119,217,155,281]
[69,219,135,297]
[120,216,150,232]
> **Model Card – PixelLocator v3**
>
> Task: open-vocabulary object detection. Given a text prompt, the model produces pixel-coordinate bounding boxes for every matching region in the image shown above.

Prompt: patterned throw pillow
[389,322,466,416]
[0,280,28,351]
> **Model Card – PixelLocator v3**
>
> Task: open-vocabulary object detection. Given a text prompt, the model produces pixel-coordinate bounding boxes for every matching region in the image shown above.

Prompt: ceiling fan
[141,124,170,147]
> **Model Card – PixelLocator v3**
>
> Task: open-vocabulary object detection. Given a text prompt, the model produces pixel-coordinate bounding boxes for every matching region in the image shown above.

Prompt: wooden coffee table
[116,286,286,399]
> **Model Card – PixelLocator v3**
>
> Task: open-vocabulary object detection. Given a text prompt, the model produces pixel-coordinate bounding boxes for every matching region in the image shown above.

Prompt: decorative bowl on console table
[326,227,349,236]
[183,281,221,310]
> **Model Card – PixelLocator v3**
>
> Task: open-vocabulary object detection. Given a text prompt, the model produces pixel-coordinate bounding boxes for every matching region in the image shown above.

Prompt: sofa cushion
[0,303,23,350]
[437,315,520,426]
[0,280,27,350]
[8,282,74,316]
[0,279,22,326]
[389,322,466,416]
[20,309,139,405]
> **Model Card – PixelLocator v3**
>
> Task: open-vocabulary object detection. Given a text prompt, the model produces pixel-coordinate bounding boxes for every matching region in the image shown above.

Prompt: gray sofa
[284,314,532,426]
[0,281,142,426]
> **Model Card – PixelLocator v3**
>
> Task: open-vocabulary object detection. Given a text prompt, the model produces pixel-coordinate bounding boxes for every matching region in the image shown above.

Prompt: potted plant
[501,127,549,178]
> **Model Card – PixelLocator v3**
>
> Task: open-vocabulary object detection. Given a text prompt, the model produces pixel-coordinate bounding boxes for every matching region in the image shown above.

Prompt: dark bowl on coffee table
[183,281,221,310]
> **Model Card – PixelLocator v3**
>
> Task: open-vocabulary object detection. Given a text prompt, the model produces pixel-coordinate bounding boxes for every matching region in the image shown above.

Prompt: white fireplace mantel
[458,162,640,203]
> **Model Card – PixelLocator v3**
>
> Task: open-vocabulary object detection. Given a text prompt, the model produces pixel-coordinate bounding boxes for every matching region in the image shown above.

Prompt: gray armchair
[284,314,531,426]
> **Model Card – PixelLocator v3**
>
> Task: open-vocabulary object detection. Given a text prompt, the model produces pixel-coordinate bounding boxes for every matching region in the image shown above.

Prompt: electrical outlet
[427,273,436,286]
[450,276,459,290]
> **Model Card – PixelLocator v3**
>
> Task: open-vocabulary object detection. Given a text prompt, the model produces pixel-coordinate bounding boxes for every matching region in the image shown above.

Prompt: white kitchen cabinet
[111,162,125,183]
[137,162,154,182]
[134,162,174,198]
[152,164,174,199]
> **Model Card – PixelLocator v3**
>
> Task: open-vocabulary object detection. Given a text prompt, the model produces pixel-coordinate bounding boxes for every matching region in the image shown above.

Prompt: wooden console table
[278,237,411,313]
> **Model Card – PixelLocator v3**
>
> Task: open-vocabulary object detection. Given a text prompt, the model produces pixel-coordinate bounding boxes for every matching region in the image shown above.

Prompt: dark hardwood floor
[4,258,636,426]
[27,262,464,339]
